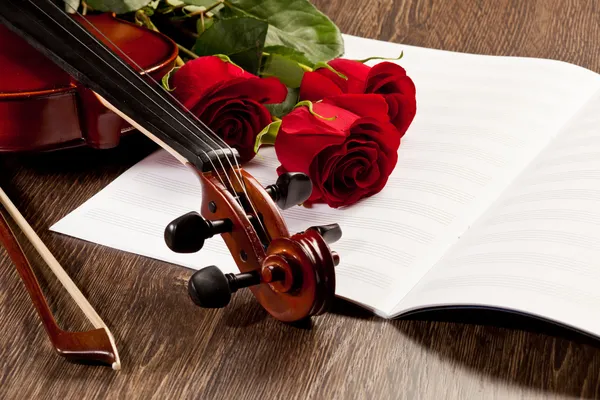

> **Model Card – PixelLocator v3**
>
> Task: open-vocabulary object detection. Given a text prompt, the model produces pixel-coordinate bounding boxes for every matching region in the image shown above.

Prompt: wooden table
[2,0,600,398]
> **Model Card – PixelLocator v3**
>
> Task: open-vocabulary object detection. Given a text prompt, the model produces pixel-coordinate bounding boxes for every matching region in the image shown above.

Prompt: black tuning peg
[310,223,342,244]
[188,266,262,308]
[266,172,313,210]
[164,212,232,254]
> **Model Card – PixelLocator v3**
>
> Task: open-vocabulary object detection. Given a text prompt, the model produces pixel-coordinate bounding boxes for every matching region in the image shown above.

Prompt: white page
[51,34,600,313]
[396,90,600,336]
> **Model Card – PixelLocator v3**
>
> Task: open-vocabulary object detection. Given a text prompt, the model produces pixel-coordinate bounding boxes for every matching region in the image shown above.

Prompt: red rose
[299,59,417,135]
[275,94,400,208]
[171,56,287,162]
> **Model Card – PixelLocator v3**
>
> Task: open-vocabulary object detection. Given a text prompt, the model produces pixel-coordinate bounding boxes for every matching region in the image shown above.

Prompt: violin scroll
[167,168,342,323]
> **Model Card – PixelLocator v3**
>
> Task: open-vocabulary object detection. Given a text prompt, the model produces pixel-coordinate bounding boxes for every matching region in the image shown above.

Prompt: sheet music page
[51,35,600,313]
[395,91,600,336]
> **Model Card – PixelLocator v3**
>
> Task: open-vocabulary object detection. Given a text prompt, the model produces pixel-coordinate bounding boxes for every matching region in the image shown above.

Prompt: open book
[52,34,600,338]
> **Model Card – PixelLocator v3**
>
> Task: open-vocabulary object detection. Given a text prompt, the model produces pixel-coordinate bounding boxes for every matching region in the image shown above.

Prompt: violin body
[0,13,178,152]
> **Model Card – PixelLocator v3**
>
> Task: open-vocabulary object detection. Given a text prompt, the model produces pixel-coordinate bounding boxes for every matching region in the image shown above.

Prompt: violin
[0,13,178,152]
[0,0,341,362]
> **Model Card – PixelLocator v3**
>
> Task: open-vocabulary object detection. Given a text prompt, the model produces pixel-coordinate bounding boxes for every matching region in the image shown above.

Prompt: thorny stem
[177,44,199,60]
[188,0,224,17]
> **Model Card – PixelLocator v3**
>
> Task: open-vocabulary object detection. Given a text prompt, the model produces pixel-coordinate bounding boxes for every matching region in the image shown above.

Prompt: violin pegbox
[165,167,341,323]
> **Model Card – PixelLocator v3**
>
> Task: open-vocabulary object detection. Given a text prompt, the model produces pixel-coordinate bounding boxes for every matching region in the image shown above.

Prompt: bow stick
[0,187,120,370]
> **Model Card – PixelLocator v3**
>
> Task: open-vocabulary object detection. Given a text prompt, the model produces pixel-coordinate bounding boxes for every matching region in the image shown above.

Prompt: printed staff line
[414,123,523,146]
[248,157,280,169]
[484,209,600,226]
[85,209,161,237]
[523,170,600,185]
[155,155,188,170]
[133,172,202,197]
[401,61,582,85]
[334,239,415,266]
[567,118,600,132]
[359,197,455,225]
[419,275,600,308]
[531,152,600,170]
[337,264,391,289]
[502,189,600,206]
[111,189,193,216]
[87,208,162,231]
[85,208,231,256]
[194,240,231,256]
[402,140,505,166]
[397,159,490,185]
[443,251,594,276]
[385,178,474,203]
[415,85,569,106]
[557,135,600,149]
[418,104,551,126]
[284,209,434,244]
[469,230,600,251]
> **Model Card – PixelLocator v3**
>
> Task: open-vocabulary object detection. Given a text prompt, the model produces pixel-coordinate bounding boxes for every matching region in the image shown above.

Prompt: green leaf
[254,120,282,152]
[222,0,344,64]
[261,53,306,88]
[263,45,313,68]
[85,0,151,13]
[265,87,299,118]
[196,15,215,33]
[192,17,268,74]
[181,0,222,6]
[161,66,180,91]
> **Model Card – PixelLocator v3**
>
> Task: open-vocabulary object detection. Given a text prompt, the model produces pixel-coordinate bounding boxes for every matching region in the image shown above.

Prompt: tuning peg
[309,223,342,244]
[266,172,313,210]
[188,266,262,308]
[164,212,232,253]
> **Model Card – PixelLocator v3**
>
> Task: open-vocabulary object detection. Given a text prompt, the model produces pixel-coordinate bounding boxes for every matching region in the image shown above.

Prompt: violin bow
[0,187,120,370]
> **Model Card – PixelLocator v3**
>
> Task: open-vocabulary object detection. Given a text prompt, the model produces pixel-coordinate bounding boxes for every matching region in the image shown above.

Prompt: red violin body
[0,13,178,152]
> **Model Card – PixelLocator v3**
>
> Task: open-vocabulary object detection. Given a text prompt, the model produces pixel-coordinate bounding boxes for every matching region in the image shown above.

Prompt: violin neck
[0,0,237,172]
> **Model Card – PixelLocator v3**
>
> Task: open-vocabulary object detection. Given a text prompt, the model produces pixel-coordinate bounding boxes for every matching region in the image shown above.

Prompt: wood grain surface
[2,1,600,399]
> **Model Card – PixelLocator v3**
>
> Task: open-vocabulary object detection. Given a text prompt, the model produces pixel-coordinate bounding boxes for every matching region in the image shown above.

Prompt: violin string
[59,2,269,240]
[71,11,230,191]
[67,4,246,179]
[37,3,232,205]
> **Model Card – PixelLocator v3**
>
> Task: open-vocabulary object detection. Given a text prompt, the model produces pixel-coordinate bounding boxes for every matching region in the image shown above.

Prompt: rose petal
[172,56,254,107]
[327,59,371,93]
[323,94,390,122]
[350,118,401,153]
[299,71,344,101]
[209,76,288,104]
[365,62,416,96]
[384,93,417,136]
[275,103,360,173]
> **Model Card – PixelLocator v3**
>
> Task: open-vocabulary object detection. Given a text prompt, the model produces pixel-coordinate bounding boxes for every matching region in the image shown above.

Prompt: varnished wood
[3,0,600,398]
[0,186,119,369]
[0,203,118,368]
[0,13,178,152]
[199,168,336,322]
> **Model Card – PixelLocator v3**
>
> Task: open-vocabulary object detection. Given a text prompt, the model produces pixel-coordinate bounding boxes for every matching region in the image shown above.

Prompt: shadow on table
[3,133,158,176]
[331,297,600,399]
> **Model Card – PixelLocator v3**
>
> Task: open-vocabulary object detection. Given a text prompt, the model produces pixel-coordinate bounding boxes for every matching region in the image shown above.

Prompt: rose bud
[275,94,401,208]
[299,59,417,136]
[171,56,287,163]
